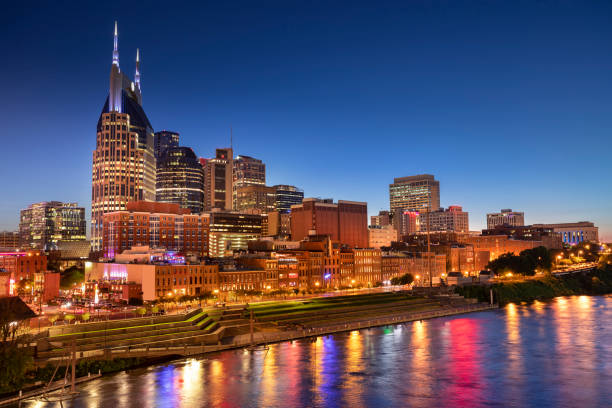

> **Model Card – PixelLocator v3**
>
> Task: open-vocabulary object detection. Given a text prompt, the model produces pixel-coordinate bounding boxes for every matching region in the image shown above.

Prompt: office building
[290,198,368,248]
[0,250,47,282]
[234,185,276,214]
[208,211,264,257]
[233,155,266,209]
[531,222,599,245]
[393,209,420,238]
[92,23,156,250]
[482,224,562,249]
[156,146,205,214]
[266,211,292,238]
[486,209,525,229]
[0,231,20,251]
[203,148,233,211]
[153,130,179,160]
[419,206,469,233]
[389,174,440,213]
[273,185,304,213]
[370,210,391,227]
[20,201,86,250]
[102,201,210,259]
[368,225,397,248]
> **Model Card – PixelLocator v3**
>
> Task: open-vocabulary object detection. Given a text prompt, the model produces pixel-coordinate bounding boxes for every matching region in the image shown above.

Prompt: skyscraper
[20,201,86,250]
[233,155,265,209]
[156,146,205,214]
[273,185,304,213]
[91,22,156,251]
[203,148,233,211]
[389,174,440,213]
[154,130,179,160]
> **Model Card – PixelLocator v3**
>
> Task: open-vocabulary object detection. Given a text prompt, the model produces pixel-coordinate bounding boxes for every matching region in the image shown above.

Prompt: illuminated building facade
[102,201,209,258]
[156,146,205,214]
[393,209,420,238]
[19,201,86,250]
[0,251,47,282]
[418,205,469,233]
[531,222,599,245]
[290,198,368,248]
[92,23,156,251]
[208,211,263,257]
[486,209,525,229]
[273,185,304,213]
[153,130,179,160]
[0,231,20,251]
[234,185,276,213]
[389,174,440,213]
[203,148,233,211]
[368,225,397,248]
[233,155,265,209]
[370,210,391,227]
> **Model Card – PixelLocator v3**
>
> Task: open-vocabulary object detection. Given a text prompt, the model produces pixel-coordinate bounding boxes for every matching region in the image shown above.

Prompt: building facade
[0,231,20,251]
[273,185,304,213]
[486,209,525,229]
[153,130,179,160]
[0,251,47,282]
[531,222,599,245]
[20,202,86,250]
[290,198,368,248]
[92,23,156,251]
[389,174,440,213]
[368,225,397,248]
[370,210,391,227]
[156,146,205,214]
[102,201,209,259]
[234,185,276,214]
[203,148,233,211]
[418,205,469,233]
[208,211,264,257]
[232,155,265,209]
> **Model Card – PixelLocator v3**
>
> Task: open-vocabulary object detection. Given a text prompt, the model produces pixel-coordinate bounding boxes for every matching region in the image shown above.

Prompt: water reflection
[20,296,612,408]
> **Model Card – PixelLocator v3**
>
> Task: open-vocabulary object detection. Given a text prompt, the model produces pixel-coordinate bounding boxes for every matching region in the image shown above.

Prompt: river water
[23,295,612,407]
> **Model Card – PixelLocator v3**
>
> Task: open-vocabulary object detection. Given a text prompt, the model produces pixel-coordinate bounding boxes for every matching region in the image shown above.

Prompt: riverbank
[456,267,612,305]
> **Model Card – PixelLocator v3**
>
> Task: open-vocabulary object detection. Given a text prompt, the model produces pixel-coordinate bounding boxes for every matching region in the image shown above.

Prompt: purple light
[324,273,331,280]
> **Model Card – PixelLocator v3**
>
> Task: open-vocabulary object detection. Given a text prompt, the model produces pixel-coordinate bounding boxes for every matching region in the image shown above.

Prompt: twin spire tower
[91,22,156,251]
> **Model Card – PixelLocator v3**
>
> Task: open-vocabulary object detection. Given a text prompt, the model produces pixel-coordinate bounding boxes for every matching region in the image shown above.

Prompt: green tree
[0,307,33,393]
[60,266,85,289]
[135,307,147,317]
[81,312,90,323]
[64,314,75,324]
[391,273,414,285]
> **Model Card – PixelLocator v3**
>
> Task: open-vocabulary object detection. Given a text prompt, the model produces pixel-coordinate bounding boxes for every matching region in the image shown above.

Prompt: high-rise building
[91,23,156,251]
[273,185,304,213]
[389,174,440,213]
[203,148,233,211]
[20,202,86,250]
[233,155,265,209]
[156,146,204,214]
[486,209,525,229]
[418,206,469,233]
[153,130,179,160]
[290,198,368,248]
[234,185,276,214]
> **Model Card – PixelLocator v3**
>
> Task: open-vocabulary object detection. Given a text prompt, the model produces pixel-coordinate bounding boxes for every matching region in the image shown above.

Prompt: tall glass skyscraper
[273,185,304,213]
[91,22,156,251]
[156,146,205,214]
[20,201,86,250]
[154,130,179,160]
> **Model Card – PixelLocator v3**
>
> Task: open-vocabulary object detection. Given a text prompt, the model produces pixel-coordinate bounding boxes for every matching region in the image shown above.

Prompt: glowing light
[94,284,99,305]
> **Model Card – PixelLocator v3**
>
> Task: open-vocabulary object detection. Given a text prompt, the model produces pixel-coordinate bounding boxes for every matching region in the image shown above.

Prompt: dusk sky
[1,1,611,239]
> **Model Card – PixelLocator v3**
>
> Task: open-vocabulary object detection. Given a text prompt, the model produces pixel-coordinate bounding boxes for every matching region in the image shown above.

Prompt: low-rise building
[368,225,397,248]
[0,250,47,282]
[531,222,599,245]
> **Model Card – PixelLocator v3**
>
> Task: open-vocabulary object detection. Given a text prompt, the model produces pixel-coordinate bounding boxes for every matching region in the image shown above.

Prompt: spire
[112,21,119,69]
[134,48,141,90]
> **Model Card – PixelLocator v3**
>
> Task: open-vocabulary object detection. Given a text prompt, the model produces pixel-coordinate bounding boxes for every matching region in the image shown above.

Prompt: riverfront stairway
[38,308,223,358]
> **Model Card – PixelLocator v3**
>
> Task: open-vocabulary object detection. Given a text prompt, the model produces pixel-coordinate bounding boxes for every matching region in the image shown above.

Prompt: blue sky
[1,1,611,239]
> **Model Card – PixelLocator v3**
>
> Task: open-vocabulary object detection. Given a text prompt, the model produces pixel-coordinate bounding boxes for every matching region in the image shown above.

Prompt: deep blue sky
[1,1,611,239]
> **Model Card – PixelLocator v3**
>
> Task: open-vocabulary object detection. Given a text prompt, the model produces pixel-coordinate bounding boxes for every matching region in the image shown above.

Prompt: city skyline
[1,2,611,239]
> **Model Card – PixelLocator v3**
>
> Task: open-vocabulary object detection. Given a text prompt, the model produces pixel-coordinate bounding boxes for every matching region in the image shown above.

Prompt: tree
[64,314,75,324]
[391,273,414,286]
[0,299,34,393]
[81,312,91,323]
[135,307,147,317]
[60,266,85,289]
[47,314,58,326]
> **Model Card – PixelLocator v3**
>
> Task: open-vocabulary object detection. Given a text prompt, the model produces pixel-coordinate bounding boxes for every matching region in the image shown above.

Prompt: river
[23,295,612,407]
